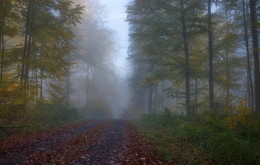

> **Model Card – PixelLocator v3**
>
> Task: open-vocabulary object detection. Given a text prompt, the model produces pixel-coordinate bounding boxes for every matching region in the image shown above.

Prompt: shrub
[206,132,258,164]
[223,100,259,137]
[137,112,260,164]
[29,99,82,123]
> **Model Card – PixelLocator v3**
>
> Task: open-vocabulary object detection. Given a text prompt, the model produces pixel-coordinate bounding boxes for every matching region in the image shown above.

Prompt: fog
[66,0,131,118]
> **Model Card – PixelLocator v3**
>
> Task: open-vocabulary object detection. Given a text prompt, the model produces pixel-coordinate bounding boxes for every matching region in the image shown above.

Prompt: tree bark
[86,64,90,107]
[243,0,254,109]
[208,0,214,111]
[249,0,260,113]
[154,84,158,112]
[148,86,153,113]
[0,0,7,87]
[180,0,191,116]
[40,68,43,98]
[194,78,198,114]
[0,34,4,87]
[21,1,32,84]
[25,1,36,92]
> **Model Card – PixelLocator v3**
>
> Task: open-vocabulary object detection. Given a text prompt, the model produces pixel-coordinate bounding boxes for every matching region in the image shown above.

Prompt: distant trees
[127,0,259,116]
[66,0,117,118]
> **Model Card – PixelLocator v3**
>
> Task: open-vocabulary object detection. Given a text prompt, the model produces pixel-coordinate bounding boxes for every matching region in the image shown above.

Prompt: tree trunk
[40,68,43,98]
[180,0,191,116]
[0,34,4,87]
[21,1,32,84]
[0,0,7,87]
[148,86,153,113]
[24,34,33,91]
[208,0,214,111]
[66,54,71,103]
[25,1,36,93]
[194,78,198,114]
[154,84,158,112]
[243,0,254,109]
[225,46,230,106]
[86,64,90,107]
[142,88,146,112]
[39,44,43,98]
[249,0,260,113]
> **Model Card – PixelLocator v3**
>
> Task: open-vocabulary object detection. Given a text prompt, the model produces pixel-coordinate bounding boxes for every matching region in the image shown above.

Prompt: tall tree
[249,0,260,112]
[208,0,214,110]
[0,0,19,87]
[242,0,254,109]
[180,0,191,114]
[127,0,206,115]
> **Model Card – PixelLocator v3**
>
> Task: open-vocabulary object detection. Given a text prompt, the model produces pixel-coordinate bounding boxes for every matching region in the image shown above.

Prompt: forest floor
[0,120,169,165]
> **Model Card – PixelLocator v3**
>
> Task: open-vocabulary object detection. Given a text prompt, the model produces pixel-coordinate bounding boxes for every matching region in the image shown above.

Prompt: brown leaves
[0,121,95,164]
[0,120,171,164]
[24,123,109,164]
[120,124,172,165]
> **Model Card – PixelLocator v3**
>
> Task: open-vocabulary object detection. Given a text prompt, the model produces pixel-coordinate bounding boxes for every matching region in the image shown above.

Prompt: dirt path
[0,120,169,165]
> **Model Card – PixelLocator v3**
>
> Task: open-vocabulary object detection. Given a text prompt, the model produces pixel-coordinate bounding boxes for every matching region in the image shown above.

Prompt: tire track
[80,120,126,165]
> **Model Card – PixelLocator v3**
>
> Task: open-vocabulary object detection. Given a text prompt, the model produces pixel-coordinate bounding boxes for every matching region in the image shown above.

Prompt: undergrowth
[0,99,84,138]
[135,107,260,165]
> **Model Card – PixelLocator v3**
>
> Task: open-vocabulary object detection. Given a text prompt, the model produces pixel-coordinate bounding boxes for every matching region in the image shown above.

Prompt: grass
[134,112,260,165]
[0,119,87,139]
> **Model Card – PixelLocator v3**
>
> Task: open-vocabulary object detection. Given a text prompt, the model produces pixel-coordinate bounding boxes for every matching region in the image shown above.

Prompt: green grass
[134,113,260,165]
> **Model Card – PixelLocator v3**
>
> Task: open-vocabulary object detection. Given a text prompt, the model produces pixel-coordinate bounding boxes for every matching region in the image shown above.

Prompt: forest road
[0,120,169,165]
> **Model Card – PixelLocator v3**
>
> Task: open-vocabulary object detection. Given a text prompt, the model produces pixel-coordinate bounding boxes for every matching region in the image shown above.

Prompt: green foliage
[136,112,260,164]
[127,0,248,116]
[0,97,83,138]
[205,132,259,165]
[29,99,83,123]
[0,0,84,128]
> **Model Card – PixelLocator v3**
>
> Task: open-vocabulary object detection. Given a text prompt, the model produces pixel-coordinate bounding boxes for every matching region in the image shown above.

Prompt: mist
[66,0,131,119]
[0,0,259,164]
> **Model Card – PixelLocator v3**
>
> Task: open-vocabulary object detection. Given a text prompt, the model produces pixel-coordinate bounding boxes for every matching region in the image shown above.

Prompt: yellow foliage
[7,84,18,91]
[224,100,257,132]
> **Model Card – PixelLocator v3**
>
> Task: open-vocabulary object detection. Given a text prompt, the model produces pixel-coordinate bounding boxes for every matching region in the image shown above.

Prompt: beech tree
[249,0,260,113]
[0,0,19,87]
[127,0,206,116]
[127,0,256,117]
[208,0,214,110]
[0,0,83,122]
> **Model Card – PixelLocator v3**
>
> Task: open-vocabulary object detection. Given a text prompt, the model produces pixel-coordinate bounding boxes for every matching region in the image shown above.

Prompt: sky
[98,0,130,78]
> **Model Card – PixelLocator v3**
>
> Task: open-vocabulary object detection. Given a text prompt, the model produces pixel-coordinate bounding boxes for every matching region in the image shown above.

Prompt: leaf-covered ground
[0,120,169,165]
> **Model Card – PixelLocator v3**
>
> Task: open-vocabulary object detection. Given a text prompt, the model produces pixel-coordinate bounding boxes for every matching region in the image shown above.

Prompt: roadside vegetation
[0,98,83,138]
[135,102,260,164]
